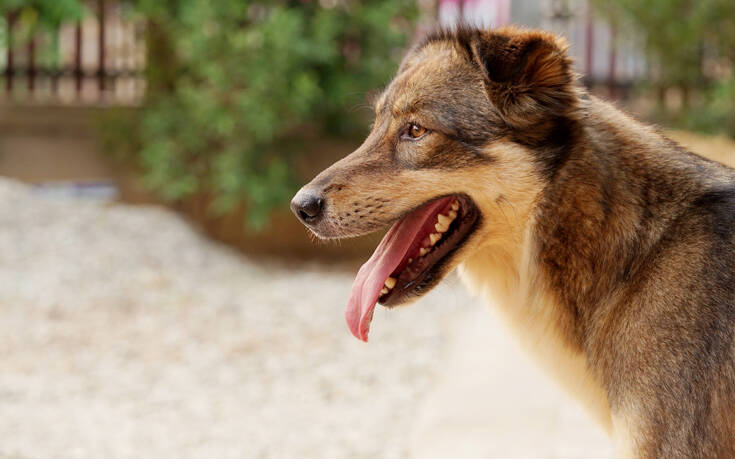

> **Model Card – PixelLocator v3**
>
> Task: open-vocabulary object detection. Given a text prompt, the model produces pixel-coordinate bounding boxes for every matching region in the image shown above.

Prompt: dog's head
[291,26,578,341]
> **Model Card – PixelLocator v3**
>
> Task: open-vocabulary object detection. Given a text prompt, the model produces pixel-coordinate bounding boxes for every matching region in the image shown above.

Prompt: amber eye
[403,123,427,140]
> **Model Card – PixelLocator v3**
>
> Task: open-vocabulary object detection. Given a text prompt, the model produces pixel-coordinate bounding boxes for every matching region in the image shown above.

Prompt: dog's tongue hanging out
[345,197,453,341]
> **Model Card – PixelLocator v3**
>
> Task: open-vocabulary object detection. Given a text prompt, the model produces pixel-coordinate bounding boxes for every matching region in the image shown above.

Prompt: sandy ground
[0,178,468,459]
[0,177,615,458]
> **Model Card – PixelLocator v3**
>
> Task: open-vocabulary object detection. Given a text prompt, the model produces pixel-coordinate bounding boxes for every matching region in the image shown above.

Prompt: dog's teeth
[435,212,453,232]
[448,210,458,220]
[451,201,459,211]
[380,287,389,295]
[429,233,441,245]
[419,247,429,256]
[384,277,397,289]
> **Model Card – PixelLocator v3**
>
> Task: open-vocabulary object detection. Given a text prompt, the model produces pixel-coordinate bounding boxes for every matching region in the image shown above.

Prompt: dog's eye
[402,123,427,140]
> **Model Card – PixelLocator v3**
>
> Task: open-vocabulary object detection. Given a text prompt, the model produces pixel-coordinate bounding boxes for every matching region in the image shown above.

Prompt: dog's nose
[290,190,324,224]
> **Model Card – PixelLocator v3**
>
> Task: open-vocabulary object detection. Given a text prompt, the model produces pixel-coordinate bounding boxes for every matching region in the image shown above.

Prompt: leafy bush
[676,78,735,137]
[591,0,735,137]
[0,0,83,27]
[0,0,83,53]
[4,0,416,226]
[124,0,416,227]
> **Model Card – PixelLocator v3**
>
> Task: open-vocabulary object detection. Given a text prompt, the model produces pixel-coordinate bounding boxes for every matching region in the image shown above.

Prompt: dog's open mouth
[346,195,480,341]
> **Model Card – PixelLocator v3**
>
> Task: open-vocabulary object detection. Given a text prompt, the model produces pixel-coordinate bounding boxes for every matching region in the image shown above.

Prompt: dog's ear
[468,27,576,124]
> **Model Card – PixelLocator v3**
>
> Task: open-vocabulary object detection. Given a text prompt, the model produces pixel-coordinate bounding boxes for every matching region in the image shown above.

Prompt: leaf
[100,0,417,229]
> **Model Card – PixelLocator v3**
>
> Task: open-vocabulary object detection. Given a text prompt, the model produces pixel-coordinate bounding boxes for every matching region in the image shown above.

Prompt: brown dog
[291,26,735,457]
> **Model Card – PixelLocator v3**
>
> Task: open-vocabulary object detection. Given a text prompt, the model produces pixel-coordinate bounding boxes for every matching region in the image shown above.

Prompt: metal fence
[3,0,647,106]
[439,0,649,99]
[2,1,145,105]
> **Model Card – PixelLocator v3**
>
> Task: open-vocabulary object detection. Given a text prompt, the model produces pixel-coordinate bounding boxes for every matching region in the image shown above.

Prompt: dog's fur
[294,26,735,457]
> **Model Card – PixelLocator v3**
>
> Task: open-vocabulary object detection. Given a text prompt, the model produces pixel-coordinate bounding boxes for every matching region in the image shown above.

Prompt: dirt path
[0,177,615,459]
[0,179,472,458]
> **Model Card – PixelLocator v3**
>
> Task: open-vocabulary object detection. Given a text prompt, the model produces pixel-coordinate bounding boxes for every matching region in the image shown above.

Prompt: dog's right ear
[466,27,576,125]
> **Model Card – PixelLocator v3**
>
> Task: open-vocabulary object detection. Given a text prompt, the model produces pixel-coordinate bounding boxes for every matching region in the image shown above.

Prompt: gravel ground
[0,178,474,459]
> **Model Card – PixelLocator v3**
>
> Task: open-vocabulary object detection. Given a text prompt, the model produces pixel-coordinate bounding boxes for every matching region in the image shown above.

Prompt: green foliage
[0,0,84,66]
[0,0,84,29]
[4,0,416,227]
[591,0,735,87]
[591,0,735,136]
[672,78,735,137]
[124,0,416,227]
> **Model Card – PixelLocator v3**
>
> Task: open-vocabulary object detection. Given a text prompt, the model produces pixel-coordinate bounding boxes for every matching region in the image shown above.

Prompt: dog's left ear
[468,27,576,124]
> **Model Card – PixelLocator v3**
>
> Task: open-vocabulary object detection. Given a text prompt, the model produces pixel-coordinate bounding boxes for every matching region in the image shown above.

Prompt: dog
[290,26,735,458]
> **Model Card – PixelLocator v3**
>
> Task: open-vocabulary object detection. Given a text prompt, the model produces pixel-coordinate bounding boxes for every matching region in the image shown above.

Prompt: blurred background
[0,1,732,458]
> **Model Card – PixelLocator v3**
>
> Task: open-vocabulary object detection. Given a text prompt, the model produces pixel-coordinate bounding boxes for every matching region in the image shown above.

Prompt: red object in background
[438,0,462,27]
[439,0,511,28]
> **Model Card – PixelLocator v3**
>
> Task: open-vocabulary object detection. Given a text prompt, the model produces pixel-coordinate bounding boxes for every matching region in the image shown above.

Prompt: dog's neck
[455,97,686,430]
[457,206,614,431]
[456,95,735,433]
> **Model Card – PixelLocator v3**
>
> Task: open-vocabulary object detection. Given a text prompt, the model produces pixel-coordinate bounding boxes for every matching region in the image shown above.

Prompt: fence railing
[438,0,648,100]
[2,1,145,105]
[5,0,648,106]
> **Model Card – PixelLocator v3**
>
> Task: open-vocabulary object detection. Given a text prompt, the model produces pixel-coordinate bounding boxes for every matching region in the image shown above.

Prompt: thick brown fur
[293,26,735,458]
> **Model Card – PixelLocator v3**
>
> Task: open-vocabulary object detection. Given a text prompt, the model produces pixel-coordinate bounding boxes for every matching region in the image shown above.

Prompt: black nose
[290,191,324,224]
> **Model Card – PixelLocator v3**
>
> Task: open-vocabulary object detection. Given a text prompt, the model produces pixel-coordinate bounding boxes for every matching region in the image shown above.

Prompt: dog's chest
[457,251,612,431]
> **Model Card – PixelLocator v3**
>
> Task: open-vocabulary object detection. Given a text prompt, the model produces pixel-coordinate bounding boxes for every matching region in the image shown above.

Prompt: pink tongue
[346,197,452,341]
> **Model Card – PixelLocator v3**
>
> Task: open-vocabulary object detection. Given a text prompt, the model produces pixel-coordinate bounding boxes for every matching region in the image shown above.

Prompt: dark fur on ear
[473,27,576,124]
[423,25,577,126]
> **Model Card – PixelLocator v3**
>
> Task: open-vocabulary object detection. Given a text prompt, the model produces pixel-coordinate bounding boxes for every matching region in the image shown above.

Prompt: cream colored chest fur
[457,233,613,433]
